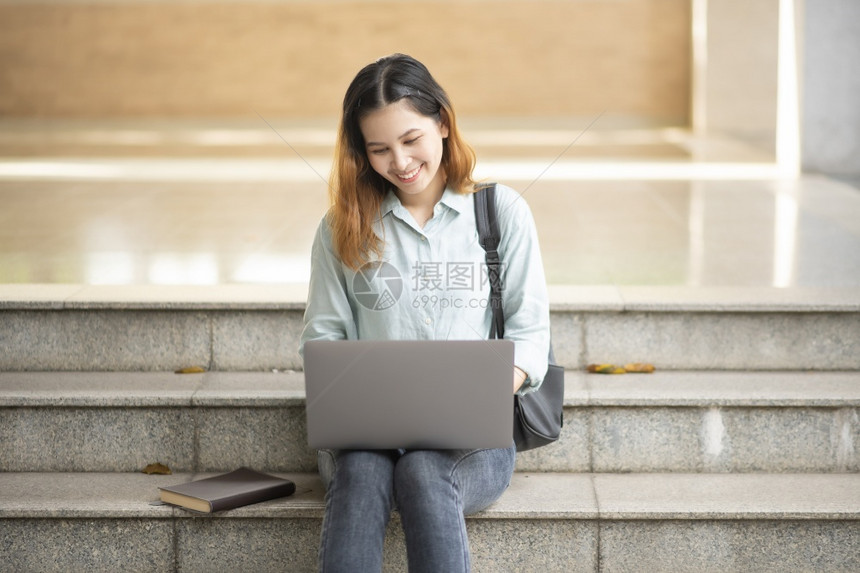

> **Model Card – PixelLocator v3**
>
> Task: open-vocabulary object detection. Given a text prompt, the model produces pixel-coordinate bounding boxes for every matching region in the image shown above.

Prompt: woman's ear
[439,109,450,139]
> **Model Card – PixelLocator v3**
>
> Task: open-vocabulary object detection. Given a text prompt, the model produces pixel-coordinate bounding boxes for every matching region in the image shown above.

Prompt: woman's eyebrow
[365,128,421,147]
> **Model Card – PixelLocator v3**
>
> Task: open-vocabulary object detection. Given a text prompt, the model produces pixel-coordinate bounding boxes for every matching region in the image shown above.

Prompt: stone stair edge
[2,370,858,408]
[1,471,858,521]
[2,284,860,312]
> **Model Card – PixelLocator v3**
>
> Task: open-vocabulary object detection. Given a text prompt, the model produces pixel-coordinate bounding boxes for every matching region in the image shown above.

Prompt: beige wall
[0,0,691,122]
[703,0,779,146]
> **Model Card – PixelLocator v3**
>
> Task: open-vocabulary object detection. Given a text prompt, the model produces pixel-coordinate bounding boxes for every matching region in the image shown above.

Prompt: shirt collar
[378,188,401,219]
[378,186,470,219]
[438,187,472,214]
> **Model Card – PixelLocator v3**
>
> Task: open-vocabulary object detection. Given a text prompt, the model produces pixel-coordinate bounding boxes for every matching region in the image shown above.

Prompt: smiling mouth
[395,164,423,183]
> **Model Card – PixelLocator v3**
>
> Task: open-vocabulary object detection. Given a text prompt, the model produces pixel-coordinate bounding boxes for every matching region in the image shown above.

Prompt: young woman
[300,53,550,572]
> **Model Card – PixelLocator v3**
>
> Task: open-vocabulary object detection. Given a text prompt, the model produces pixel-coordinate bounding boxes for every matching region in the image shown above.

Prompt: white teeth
[397,165,421,180]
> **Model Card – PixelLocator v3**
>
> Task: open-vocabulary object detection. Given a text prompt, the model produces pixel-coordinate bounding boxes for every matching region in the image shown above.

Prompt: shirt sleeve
[299,215,358,358]
[494,185,551,395]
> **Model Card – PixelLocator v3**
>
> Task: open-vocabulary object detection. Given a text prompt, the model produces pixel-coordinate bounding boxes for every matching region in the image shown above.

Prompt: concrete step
[2,285,859,372]
[1,471,857,572]
[2,370,857,474]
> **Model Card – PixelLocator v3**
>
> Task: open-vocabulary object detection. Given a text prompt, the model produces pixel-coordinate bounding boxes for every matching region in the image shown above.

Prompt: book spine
[209,482,297,512]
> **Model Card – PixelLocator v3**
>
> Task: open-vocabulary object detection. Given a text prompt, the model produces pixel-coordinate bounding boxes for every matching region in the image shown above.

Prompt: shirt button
[425,317,432,325]
[420,236,426,241]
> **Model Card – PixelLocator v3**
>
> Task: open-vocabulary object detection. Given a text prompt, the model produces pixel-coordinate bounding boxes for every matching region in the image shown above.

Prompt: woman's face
[359,99,449,201]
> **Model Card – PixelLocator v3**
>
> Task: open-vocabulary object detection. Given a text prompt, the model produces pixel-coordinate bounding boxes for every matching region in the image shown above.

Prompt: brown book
[159,468,295,513]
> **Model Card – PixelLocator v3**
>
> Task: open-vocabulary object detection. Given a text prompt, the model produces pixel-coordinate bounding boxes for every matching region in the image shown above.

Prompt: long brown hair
[329,54,477,270]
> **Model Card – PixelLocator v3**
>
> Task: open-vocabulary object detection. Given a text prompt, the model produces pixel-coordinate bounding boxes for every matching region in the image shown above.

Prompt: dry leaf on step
[624,363,656,373]
[142,462,172,475]
[587,364,627,374]
[175,366,206,374]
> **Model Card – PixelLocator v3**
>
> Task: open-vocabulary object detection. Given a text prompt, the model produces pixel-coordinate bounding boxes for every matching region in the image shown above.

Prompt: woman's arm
[299,217,357,356]
[513,366,528,393]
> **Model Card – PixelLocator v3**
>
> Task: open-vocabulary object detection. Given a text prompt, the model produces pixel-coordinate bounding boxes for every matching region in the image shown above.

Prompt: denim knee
[318,449,398,496]
[393,447,515,515]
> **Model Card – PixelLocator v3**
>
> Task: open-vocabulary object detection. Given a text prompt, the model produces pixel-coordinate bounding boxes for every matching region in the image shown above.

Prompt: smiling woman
[329,55,477,270]
[299,54,552,572]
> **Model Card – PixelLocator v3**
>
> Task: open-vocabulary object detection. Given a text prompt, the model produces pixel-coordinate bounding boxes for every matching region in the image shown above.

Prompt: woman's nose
[391,148,410,170]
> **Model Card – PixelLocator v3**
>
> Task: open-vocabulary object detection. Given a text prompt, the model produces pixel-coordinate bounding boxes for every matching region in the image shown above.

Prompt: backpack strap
[473,183,505,340]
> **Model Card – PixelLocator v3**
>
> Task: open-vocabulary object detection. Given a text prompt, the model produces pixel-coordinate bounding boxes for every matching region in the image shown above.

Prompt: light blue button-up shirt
[300,183,550,394]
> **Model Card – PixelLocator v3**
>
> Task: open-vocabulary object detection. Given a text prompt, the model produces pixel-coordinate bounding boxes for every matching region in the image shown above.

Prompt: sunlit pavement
[1,119,858,291]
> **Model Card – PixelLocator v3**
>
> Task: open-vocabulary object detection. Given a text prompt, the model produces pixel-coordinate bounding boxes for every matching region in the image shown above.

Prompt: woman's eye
[404,137,421,145]
[371,148,388,155]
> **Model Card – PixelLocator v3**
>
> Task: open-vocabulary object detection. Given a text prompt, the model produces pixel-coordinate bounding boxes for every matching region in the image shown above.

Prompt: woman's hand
[513,367,527,394]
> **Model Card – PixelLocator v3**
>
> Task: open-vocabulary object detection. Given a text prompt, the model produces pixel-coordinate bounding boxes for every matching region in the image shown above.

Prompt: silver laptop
[303,339,514,450]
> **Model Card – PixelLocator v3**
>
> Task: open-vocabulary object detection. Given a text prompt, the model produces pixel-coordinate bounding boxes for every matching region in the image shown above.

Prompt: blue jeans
[317,444,516,572]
